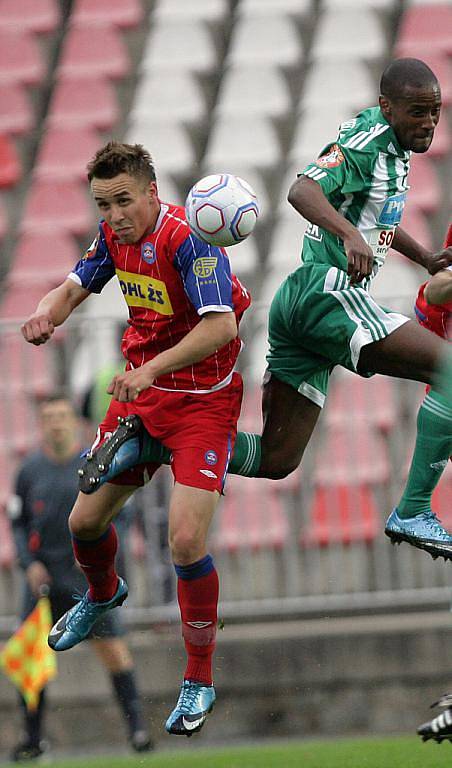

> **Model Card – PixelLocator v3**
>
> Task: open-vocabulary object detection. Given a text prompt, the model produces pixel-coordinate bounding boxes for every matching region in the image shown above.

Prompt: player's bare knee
[169,529,204,564]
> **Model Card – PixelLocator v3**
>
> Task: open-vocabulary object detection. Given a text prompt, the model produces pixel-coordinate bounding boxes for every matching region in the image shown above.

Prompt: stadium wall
[1,612,451,755]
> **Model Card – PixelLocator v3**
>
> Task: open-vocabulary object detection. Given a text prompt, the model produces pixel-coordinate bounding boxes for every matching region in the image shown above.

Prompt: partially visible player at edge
[21,141,251,737]
[85,58,452,559]
[385,224,452,557]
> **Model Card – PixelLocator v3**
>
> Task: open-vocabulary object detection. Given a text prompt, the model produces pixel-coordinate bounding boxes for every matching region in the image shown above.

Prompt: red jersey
[414,224,452,342]
[69,202,251,391]
[415,280,452,341]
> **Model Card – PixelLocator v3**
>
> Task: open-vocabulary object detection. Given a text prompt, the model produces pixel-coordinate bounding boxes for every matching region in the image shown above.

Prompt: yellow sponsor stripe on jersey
[116,268,174,315]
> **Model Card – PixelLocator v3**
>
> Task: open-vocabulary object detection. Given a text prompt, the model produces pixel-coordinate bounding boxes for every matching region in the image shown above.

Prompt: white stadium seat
[141,20,218,74]
[323,0,395,8]
[266,216,308,275]
[127,120,195,175]
[153,0,229,21]
[226,237,260,279]
[131,71,206,123]
[203,115,281,171]
[289,105,354,166]
[215,65,292,119]
[302,61,375,109]
[311,7,386,61]
[156,173,183,206]
[226,15,303,67]
[236,0,313,17]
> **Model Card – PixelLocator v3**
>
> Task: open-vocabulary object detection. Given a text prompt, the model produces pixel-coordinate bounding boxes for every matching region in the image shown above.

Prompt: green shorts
[266,263,409,407]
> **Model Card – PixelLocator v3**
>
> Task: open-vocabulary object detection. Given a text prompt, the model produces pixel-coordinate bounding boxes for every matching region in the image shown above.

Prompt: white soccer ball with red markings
[185,173,259,247]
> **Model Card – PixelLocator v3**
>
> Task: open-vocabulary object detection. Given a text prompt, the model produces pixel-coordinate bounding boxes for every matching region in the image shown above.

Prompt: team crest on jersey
[316,144,345,168]
[204,450,218,466]
[141,242,156,265]
[82,234,99,260]
[193,257,218,278]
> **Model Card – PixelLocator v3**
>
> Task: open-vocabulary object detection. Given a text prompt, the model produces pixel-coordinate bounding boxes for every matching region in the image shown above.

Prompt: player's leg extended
[358,320,452,559]
[48,484,136,651]
[165,483,218,737]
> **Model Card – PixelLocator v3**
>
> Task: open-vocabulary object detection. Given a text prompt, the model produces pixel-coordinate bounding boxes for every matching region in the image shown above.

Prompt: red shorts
[94,373,243,493]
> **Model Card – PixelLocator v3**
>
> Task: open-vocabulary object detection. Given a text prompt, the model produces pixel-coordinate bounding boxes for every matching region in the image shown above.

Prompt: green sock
[229,432,262,476]
[435,349,452,408]
[140,429,262,477]
[397,389,452,519]
[141,432,171,464]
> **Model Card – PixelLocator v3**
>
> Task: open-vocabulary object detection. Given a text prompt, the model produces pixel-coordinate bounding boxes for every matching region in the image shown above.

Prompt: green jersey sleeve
[301,139,374,198]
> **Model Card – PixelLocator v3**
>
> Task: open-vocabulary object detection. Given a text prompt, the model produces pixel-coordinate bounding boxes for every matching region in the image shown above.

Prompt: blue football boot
[418,693,452,743]
[78,415,143,494]
[384,508,452,561]
[48,577,128,651]
[165,681,216,737]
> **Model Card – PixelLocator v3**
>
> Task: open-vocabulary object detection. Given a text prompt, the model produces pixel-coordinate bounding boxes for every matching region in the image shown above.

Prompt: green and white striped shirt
[300,106,411,282]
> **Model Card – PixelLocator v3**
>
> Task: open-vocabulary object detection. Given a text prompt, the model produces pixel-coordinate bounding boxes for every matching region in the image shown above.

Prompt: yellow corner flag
[0,596,57,710]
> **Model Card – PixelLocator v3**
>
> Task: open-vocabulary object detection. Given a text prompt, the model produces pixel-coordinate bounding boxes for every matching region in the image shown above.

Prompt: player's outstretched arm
[21,279,90,346]
[288,176,374,284]
[424,269,452,306]
[392,226,452,275]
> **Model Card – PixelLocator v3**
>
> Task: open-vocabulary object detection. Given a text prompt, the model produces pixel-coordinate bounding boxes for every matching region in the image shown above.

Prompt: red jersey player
[385,224,452,557]
[21,141,251,737]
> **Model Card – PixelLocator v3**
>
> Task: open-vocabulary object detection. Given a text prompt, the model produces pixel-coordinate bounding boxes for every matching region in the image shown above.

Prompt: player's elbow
[287,176,311,212]
[210,311,238,347]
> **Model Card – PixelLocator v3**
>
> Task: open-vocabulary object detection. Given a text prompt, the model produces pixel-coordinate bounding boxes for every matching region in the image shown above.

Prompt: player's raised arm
[21,278,90,346]
[288,175,374,284]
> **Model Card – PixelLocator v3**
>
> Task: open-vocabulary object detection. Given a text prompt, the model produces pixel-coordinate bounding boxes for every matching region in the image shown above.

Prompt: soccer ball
[185,173,259,247]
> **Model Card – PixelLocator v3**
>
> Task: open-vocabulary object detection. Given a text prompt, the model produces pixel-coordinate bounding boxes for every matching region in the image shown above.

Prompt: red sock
[177,560,219,686]
[72,524,119,602]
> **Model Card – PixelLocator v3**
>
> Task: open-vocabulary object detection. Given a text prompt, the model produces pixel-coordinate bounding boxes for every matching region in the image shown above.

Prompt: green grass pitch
[16,736,452,768]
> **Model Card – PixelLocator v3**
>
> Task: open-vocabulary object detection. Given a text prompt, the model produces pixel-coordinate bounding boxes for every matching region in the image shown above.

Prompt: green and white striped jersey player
[267,105,412,406]
[77,59,452,560]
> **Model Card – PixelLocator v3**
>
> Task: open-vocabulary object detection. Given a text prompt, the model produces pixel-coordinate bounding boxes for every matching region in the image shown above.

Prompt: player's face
[91,173,160,243]
[39,400,78,451]
[380,85,441,153]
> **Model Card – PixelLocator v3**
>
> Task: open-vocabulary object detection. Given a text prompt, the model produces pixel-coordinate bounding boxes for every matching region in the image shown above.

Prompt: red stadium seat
[0,284,52,320]
[398,205,433,252]
[0,29,45,86]
[395,5,452,58]
[70,0,144,29]
[57,25,130,81]
[314,424,390,486]
[0,83,33,135]
[0,499,16,568]
[432,464,452,529]
[407,155,441,215]
[427,112,451,159]
[8,231,78,285]
[0,196,7,241]
[212,476,288,552]
[34,126,101,182]
[0,332,56,398]
[21,179,93,237]
[0,388,39,454]
[325,373,396,434]
[0,0,60,34]
[48,77,119,131]
[300,484,379,547]
[0,134,21,188]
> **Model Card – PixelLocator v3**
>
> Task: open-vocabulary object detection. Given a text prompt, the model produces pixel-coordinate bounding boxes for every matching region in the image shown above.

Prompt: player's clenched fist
[21,313,55,345]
